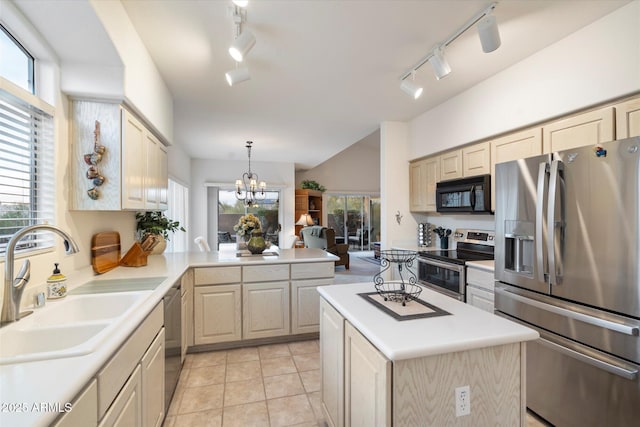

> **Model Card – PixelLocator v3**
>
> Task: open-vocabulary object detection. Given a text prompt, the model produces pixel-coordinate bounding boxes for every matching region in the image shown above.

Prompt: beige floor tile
[190,351,227,368]
[223,378,266,407]
[267,394,316,427]
[188,365,226,387]
[261,356,298,377]
[173,408,223,427]
[162,415,176,427]
[167,388,184,416]
[225,360,262,383]
[226,346,260,362]
[176,368,191,393]
[293,353,320,372]
[307,391,323,421]
[264,373,305,399]
[299,370,320,393]
[289,423,320,427]
[288,340,319,355]
[222,401,270,427]
[259,343,292,359]
[178,383,225,414]
[183,354,194,369]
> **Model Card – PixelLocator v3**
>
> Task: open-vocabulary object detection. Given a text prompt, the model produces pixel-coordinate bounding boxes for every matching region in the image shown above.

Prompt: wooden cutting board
[91,232,121,274]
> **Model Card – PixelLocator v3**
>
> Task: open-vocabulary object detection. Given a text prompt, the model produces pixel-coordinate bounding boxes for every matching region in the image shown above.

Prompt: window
[166,179,189,253]
[218,189,281,248]
[0,81,55,256]
[0,24,34,93]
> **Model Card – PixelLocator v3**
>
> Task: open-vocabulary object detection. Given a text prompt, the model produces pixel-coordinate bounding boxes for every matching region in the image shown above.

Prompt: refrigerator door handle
[547,159,564,285]
[538,337,639,380]
[495,287,640,336]
[535,162,548,283]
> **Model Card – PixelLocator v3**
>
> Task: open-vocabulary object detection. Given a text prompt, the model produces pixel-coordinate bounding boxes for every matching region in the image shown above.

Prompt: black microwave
[436,174,492,213]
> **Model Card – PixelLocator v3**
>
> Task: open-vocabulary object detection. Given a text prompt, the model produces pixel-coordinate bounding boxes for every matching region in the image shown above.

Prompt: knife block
[119,242,150,267]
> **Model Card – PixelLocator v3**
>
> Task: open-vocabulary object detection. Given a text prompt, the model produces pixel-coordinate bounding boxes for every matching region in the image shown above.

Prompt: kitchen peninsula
[0,248,337,427]
[319,283,538,427]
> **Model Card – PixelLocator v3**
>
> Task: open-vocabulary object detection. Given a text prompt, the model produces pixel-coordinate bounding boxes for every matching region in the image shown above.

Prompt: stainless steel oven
[418,229,494,301]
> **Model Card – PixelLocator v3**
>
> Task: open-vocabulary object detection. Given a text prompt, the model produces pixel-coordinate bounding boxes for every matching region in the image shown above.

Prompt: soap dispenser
[47,263,67,299]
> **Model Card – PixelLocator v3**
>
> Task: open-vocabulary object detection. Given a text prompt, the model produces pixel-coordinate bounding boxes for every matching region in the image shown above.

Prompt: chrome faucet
[1,224,79,325]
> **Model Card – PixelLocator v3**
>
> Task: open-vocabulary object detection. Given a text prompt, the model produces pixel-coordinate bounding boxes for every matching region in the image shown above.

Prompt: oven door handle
[419,257,465,272]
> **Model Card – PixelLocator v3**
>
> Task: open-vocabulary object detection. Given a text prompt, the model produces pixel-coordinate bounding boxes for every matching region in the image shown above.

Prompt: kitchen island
[0,248,337,427]
[318,282,538,427]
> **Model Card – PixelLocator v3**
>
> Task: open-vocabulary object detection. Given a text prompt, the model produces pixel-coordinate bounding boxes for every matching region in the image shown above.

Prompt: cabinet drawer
[243,264,289,282]
[97,303,162,418]
[194,266,241,285]
[291,262,334,279]
[466,267,494,292]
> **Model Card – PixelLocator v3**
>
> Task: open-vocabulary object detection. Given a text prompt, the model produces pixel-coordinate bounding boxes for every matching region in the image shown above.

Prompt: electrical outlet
[455,385,471,417]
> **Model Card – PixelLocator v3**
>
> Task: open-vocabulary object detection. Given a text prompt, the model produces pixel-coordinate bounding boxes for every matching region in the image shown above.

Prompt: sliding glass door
[217,190,281,248]
[326,194,380,251]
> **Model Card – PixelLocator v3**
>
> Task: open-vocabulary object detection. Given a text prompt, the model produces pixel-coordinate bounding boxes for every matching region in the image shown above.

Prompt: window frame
[0,23,35,94]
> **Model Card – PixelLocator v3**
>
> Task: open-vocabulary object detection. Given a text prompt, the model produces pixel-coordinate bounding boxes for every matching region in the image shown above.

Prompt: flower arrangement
[233,213,262,238]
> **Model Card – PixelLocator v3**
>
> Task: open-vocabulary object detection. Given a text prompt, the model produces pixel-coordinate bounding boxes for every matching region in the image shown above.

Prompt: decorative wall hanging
[85,120,106,199]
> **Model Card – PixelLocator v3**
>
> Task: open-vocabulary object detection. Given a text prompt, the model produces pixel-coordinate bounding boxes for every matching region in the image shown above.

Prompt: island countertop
[318,282,538,361]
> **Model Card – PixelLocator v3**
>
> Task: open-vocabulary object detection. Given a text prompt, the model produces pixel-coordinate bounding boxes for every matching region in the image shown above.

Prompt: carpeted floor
[333,251,380,284]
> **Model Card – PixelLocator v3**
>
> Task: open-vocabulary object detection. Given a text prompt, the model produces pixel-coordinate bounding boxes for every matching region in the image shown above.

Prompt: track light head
[428,46,451,80]
[225,67,251,86]
[400,79,423,100]
[232,0,249,7]
[477,13,501,53]
[229,30,256,62]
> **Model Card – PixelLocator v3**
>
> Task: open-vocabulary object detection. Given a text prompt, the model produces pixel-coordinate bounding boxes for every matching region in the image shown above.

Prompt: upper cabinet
[615,98,640,138]
[542,106,615,153]
[439,149,463,181]
[409,157,439,213]
[70,100,169,211]
[462,141,490,177]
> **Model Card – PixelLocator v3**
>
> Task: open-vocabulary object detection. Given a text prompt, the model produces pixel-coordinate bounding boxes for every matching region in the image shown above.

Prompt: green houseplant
[136,211,185,254]
[301,180,326,192]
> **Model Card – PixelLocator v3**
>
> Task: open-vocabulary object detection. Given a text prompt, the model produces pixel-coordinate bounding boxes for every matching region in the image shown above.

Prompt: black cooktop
[419,242,494,266]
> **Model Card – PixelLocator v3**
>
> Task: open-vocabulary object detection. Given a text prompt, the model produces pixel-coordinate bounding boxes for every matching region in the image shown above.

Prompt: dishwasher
[163,280,182,413]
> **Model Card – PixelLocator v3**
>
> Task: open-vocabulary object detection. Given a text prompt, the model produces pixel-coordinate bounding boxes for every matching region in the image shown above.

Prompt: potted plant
[301,180,326,192]
[233,213,262,250]
[136,211,185,254]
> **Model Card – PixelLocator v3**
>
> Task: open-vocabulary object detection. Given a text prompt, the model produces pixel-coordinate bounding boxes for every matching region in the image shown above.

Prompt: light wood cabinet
[53,380,98,427]
[615,98,640,138]
[243,281,290,339]
[439,149,463,181]
[490,127,543,211]
[320,299,344,427]
[194,284,242,345]
[462,141,490,177]
[409,157,439,212]
[344,321,391,427]
[295,189,323,237]
[98,365,142,427]
[542,106,615,153]
[291,278,332,334]
[141,329,165,427]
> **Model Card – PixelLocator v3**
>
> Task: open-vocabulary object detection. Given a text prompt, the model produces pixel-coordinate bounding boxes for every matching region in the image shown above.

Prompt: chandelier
[235,141,266,207]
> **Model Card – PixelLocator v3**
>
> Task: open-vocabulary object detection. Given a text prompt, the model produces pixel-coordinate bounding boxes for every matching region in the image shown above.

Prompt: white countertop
[466,259,495,272]
[0,248,336,427]
[318,282,537,361]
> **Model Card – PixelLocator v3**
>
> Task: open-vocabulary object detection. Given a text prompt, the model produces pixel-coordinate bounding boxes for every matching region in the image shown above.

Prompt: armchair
[300,226,349,269]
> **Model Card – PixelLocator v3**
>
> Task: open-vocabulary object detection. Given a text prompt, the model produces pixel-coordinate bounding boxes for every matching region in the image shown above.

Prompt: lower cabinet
[53,380,98,427]
[243,281,290,339]
[466,266,495,313]
[292,278,333,334]
[141,329,165,427]
[194,284,242,345]
[98,365,143,427]
[320,299,345,427]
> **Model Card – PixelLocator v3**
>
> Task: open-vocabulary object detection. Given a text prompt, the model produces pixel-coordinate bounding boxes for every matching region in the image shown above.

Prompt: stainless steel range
[417,229,494,301]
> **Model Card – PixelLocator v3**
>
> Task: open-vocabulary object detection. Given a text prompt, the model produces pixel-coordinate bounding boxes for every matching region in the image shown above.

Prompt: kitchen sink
[0,323,108,365]
[69,276,167,294]
[29,292,148,326]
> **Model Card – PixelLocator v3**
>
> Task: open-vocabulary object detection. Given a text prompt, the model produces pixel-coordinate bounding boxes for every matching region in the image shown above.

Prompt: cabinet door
[157,143,168,210]
[423,157,440,212]
[463,141,490,177]
[490,127,542,211]
[292,279,332,334]
[144,133,160,209]
[409,160,426,212]
[194,284,242,345]
[98,365,142,427]
[542,106,614,153]
[53,380,98,427]
[439,149,463,181]
[466,285,495,313]
[615,97,640,138]
[243,281,290,340]
[121,109,146,210]
[344,322,391,427]
[141,329,165,427]
[182,269,194,350]
[320,299,344,427]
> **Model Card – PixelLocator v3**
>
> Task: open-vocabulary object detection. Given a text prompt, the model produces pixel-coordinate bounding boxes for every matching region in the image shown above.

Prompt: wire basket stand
[373,249,420,306]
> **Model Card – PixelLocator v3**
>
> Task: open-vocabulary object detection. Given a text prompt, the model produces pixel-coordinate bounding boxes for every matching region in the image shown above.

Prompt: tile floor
[163,340,323,427]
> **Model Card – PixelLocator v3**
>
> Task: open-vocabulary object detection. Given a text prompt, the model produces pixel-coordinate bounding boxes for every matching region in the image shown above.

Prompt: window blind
[0,85,54,256]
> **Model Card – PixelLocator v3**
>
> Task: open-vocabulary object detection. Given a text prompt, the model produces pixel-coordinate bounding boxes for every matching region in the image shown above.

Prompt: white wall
[409,1,640,160]
[168,144,192,186]
[190,158,296,251]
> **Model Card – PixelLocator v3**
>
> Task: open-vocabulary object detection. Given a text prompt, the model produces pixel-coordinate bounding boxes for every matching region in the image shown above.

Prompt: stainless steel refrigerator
[494,137,640,427]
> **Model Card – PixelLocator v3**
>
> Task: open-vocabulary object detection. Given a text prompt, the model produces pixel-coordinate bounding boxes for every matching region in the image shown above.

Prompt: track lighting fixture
[232,0,248,7]
[229,30,256,62]
[428,45,451,80]
[399,2,500,97]
[225,67,251,86]
[400,71,423,99]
